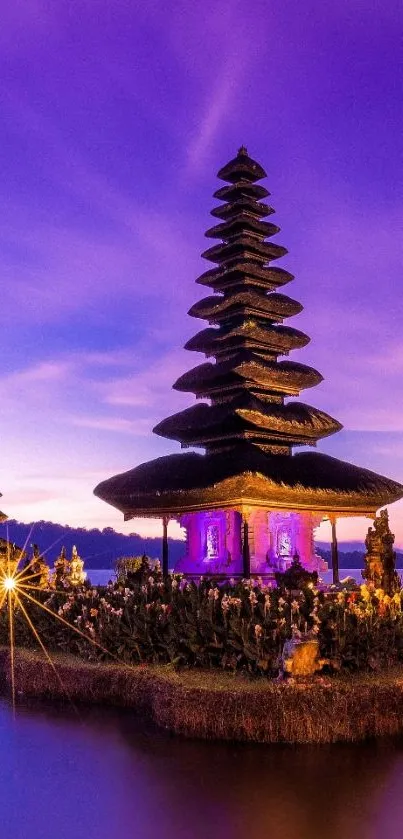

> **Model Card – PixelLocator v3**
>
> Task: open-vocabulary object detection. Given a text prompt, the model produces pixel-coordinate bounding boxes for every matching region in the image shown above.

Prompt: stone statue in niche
[206,523,220,559]
[278,527,292,557]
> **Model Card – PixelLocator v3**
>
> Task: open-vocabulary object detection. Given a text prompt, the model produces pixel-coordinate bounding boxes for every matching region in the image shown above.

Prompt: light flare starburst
[0,525,114,715]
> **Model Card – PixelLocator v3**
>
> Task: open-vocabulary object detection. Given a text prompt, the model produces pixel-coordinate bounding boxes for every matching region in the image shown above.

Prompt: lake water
[1,696,403,839]
[87,568,371,586]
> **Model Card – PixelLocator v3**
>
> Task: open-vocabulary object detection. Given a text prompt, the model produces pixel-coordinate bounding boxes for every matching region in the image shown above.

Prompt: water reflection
[1,697,403,839]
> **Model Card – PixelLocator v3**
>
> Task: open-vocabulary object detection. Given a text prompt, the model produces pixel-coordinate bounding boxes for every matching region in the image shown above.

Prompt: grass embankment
[1,647,403,743]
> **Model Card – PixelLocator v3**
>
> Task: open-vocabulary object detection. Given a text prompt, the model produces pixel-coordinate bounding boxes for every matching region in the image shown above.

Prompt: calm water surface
[89,568,403,586]
[88,568,368,585]
[1,697,403,839]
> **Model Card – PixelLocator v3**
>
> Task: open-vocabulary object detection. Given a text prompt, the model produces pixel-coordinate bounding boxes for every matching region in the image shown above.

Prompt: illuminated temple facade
[95,149,403,578]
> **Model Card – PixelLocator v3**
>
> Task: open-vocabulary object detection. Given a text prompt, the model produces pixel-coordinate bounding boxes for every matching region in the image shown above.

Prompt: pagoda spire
[154,148,342,456]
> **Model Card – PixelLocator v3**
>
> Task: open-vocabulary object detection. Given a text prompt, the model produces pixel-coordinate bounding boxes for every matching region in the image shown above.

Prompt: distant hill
[0,519,185,570]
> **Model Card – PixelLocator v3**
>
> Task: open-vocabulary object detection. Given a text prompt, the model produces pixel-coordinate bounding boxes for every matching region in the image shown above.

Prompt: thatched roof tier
[205,216,280,241]
[217,147,267,182]
[172,355,323,400]
[201,237,288,265]
[189,291,302,323]
[214,181,269,202]
[153,400,342,451]
[94,448,403,519]
[184,322,310,358]
[210,197,273,221]
[195,264,294,292]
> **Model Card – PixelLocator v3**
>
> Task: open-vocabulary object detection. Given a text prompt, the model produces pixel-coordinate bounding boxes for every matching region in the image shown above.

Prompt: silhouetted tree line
[0,519,184,569]
[317,547,403,569]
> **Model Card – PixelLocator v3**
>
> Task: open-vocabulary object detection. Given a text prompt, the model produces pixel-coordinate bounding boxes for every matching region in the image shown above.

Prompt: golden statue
[0,539,24,577]
[68,545,86,587]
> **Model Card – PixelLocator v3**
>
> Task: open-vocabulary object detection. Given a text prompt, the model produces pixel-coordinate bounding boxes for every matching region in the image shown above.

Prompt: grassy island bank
[2,647,403,744]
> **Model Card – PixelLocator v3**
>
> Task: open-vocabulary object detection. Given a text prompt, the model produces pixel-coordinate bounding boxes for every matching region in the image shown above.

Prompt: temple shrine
[94,149,403,579]
[0,494,6,527]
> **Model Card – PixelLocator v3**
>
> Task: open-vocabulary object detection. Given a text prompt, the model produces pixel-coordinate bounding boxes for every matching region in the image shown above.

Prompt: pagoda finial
[238,145,248,157]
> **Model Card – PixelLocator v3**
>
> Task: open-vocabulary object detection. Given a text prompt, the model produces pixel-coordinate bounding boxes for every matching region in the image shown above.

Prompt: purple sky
[0,0,402,546]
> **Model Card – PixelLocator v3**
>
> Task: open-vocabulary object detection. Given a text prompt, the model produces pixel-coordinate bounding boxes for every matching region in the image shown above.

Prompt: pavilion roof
[94,448,403,518]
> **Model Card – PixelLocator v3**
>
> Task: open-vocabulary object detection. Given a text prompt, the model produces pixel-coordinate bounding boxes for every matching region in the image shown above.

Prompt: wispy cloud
[70,416,151,436]
[98,350,189,410]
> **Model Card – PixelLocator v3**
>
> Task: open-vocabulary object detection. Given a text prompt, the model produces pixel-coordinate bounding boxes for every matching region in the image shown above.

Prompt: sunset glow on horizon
[0,1,402,547]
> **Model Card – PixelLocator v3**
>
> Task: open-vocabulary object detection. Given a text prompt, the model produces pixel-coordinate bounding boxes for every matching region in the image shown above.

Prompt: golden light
[3,576,16,592]
[0,532,117,717]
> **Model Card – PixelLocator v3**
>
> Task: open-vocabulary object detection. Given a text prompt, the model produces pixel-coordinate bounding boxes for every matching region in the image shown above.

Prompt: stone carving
[53,545,86,588]
[69,545,86,587]
[362,509,400,595]
[29,543,50,589]
[282,637,323,677]
[54,546,69,589]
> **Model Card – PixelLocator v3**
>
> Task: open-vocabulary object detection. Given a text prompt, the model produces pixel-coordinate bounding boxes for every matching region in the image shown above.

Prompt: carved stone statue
[0,539,23,576]
[362,509,400,595]
[28,543,49,589]
[68,545,86,587]
[53,546,70,589]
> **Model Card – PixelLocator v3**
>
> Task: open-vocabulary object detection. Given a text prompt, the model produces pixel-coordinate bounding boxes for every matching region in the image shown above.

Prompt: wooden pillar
[331,517,339,585]
[242,516,250,579]
[162,516,169,578]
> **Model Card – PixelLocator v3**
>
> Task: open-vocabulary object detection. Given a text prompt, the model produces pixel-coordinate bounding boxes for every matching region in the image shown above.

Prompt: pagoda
[94,148,403,579]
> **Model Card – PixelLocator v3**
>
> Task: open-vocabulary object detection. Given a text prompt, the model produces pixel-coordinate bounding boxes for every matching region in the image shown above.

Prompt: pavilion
[94,149,403,580]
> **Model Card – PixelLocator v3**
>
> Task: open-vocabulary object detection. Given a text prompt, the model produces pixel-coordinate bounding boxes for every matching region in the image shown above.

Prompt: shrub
[1,559,403,678]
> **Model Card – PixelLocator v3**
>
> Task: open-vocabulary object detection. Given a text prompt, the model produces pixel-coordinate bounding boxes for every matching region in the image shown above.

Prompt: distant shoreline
[2,647,403,744]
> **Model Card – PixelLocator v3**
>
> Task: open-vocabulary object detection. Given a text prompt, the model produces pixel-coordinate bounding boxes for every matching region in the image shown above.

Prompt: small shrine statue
[68,545,86,587]
[0,539,23,577]
[53,546,70,589]
[362,509,400,595]
[28,544,50,589]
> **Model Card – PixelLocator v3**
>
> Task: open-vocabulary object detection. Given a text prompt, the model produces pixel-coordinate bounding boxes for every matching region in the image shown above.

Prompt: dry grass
[1,647,403,743]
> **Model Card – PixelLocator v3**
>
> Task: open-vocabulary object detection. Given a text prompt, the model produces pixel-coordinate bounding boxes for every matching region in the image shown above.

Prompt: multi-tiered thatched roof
[94,149,403,519]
